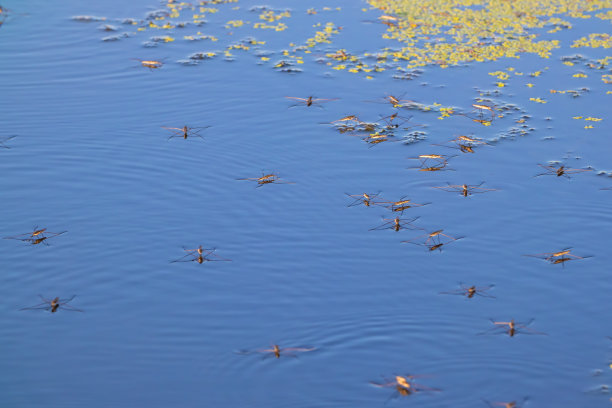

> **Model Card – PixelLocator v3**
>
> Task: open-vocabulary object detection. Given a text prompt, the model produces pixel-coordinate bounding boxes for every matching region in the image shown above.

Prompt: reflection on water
[1,0,611,407]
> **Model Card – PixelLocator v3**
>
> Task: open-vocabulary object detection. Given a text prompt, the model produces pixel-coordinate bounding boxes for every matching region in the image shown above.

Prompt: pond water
[1,0,611,407]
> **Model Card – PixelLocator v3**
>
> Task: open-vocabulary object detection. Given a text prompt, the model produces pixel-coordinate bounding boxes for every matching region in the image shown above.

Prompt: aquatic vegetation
[571,33,611,49]
[440,283,495,299]
[479,318,546,337]
[21,295,82,313]
[365,0,608,69]
[572,115,603,129]
[162,125,210,140]
[549,87,589,97]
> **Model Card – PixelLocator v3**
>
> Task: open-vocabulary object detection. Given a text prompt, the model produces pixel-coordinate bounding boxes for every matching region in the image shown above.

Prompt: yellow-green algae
[365,0,611,68]
[84,0,612,80]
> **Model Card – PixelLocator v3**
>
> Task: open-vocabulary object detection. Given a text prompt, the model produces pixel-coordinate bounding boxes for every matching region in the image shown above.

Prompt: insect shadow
[0,135,17,148]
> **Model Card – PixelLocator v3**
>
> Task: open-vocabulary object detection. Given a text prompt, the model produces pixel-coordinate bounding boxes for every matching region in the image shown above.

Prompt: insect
[4,227,66,245]
[407,154,456,169]
[458,102,497,123]
[378,112,417,130]
[236,344,316,359]
[432,182,497,197]
[0,135,17,148]
[133,58,165,70]
[345,192,384,207]
[482,397,529,408]
[471,118,493,126]
[523,248,587,266]
[402,229,462,252]
[362,15,400,28]
[20,295,83,313]
[327,115,362,124]
[378,196,430,213]
[237,172,295,187]
[171,246,231,264]
[370,216,420,232]
[371,374,440,400]
[325,49,351,61]
[471,103,496,119]
[374,94,414,108]
[417,163,454,172]
[434,135,490,153]
[362,132,396,146]
[162,125,210,140]
[535,163,591,178]
[285,96,338,108]
[440,283,495,298]
[479,318,546,337]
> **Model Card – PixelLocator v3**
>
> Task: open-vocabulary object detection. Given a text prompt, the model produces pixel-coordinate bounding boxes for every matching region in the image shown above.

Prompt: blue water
[1,1,611,407]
